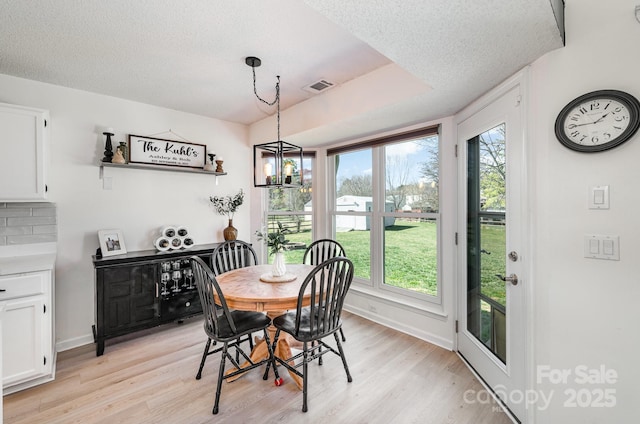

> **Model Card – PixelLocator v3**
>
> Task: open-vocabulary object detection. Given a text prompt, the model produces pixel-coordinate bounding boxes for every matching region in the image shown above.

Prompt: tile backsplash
[0,202,57,246]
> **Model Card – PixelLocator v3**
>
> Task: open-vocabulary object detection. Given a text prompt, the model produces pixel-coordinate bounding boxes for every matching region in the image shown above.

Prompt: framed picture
[128,135,206,169]
[98,229,127,257]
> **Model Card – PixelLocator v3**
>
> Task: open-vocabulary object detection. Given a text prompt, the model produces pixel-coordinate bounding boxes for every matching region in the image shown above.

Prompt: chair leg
[264,329,281,380]
[196,338,212,380]
[302,341,308,413]
[212,342,228,415]
[340,327,346,342]
[262,329,281,383]
[237,332,254,362]
[236,334,253,362]
[334,332,352,383]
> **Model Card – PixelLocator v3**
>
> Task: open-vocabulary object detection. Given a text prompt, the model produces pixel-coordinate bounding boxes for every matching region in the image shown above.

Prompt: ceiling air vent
[302,79,335,94]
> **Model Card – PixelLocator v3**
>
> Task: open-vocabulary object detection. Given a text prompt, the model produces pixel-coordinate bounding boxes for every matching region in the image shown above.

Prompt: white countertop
[0,243,57,275]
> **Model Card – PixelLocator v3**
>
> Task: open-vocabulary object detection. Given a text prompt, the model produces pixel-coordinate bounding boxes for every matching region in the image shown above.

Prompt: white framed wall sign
[128,135,206,169]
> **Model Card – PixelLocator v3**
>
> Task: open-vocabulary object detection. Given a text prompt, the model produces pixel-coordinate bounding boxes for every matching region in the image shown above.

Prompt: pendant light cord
[251,66,281,141]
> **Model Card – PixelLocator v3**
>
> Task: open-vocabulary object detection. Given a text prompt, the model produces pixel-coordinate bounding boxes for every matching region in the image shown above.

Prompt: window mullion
[326,153,336,240]
[370,146,385,289]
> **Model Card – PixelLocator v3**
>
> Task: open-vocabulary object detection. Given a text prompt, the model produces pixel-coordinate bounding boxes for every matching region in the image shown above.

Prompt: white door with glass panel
[457,82,526,421]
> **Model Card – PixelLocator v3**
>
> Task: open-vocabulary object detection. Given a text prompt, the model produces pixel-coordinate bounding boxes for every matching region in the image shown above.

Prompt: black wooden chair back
[211,240,258,275]
[293,256,354,341]
[303,239,349,342]
[191,256,241,340]
[303,239,346,266]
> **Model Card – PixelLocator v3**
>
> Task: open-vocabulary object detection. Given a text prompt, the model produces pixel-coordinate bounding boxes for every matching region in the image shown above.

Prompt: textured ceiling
[296,0,564,145]
[0,0,390,125]
[0,0,563,146]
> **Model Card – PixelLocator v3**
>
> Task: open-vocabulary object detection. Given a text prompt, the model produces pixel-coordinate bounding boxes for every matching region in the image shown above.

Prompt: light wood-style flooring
[4,312,512,423]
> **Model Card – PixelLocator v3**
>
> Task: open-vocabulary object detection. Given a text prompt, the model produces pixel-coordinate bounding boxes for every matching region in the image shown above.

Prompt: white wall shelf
[99,161,227,176]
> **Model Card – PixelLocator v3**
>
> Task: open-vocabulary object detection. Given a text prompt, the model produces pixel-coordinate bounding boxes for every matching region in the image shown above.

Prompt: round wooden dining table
[215,263,316,389]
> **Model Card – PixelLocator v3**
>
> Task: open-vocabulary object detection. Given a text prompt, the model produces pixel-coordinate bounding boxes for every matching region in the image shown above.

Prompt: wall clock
[555,89,640,152]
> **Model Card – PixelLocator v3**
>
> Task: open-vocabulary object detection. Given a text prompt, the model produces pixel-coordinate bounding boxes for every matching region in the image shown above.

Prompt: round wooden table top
[215,264,316,312]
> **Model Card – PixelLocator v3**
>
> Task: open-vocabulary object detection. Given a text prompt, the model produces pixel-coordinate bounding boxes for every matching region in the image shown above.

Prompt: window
[264,155,313,264]
[328,126,440,302]
[383,138,439,296]
[334,149,372,280]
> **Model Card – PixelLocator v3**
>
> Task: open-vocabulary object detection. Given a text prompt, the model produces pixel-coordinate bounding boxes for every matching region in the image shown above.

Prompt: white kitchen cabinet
[1,304,4,424]
[0,102,49,201]
[0,270,55,394]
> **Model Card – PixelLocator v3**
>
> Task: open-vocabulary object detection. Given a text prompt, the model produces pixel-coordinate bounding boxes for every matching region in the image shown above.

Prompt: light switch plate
[584,234,619,260]
[588,185,609,209]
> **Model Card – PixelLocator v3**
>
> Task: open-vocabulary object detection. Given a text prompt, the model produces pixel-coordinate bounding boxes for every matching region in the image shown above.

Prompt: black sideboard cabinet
[92,243,220,356]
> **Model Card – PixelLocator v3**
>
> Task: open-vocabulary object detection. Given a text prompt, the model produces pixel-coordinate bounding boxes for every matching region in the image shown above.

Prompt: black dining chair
[209,240,259,359]
[267,256,354,412]
[303,239,348,342]
[190,256,280,414]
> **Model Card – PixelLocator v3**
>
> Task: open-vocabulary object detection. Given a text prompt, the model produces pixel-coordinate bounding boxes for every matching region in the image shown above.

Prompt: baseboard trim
[345,305,454,351]
[58,309,454,354]
[56,333,95,352]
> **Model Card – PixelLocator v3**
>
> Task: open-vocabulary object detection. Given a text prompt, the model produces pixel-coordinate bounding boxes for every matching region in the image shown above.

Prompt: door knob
[496,273,518,285]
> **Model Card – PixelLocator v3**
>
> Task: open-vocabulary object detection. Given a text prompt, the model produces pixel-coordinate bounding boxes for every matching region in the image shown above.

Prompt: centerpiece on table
[256,221,292,280]
[210,189,244,241]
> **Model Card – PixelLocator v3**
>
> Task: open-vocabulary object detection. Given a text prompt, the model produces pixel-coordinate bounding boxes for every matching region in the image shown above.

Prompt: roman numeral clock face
[555,90,640,152]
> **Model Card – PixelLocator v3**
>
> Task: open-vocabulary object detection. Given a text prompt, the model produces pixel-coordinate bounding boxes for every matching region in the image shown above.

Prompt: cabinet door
[0,304,3,422]
[2,296,47,386]
[0,103,48,201]
[102,263,158,334]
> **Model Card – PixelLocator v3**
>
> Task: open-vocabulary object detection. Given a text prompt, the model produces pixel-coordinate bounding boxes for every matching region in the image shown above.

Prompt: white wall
[528,0,639,422]
[0,74,250,350]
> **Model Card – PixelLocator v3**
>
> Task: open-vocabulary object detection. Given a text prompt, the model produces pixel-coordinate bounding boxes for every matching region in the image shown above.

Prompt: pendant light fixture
[247,56,303,188]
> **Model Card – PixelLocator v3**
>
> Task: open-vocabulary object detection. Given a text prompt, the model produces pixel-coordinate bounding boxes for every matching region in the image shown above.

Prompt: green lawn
[379,221,438,295]
[272,219,506,303]
[479,224,506,306]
